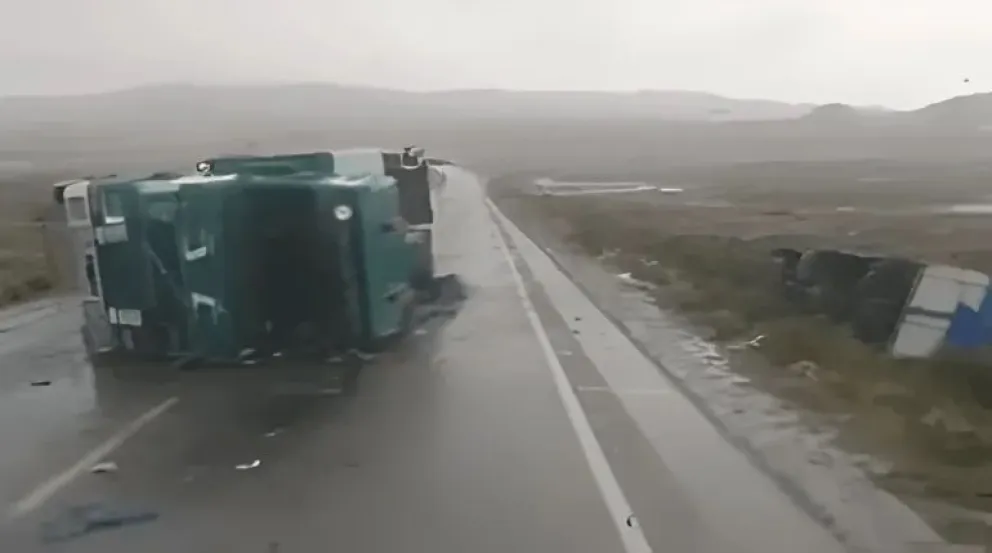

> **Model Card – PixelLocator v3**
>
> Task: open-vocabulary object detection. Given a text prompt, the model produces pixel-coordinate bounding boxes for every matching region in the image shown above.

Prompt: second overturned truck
[78,148,439,364]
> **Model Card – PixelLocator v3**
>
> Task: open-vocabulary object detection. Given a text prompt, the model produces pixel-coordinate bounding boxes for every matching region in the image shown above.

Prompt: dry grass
[0,224,55,307]
[0,173,66,308]
[490,171,992,522]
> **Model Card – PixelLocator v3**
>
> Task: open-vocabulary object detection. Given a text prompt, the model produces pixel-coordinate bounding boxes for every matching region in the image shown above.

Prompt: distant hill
[907,92,992,128]
[5,83,992,176]
[0,83,814,130]
[791,93,992,130]
[799,103,871,124]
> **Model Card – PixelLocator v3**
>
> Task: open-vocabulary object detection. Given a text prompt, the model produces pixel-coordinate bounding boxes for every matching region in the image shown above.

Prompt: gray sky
[1,0,986,108]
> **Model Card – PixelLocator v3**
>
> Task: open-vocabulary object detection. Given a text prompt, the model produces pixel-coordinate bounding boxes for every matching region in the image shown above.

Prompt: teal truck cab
[78,166,419,364]
[199,147,439,289]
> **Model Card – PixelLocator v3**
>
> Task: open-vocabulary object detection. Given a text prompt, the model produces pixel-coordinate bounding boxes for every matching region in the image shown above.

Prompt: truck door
[90,186,155,314]
[175,184,232,359]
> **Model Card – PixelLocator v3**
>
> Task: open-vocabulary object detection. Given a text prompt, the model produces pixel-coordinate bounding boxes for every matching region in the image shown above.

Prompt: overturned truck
[775,248,992,361]
[75,148,441,364]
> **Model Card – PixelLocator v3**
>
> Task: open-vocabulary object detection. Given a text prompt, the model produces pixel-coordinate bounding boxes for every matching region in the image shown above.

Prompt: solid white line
[577,386,671,396]
[9,396,179,518]
[485,197,653,553]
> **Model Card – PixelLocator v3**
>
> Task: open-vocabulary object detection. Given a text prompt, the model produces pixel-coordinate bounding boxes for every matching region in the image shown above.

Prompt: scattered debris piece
[921,406,975,434]
[30,380,52,387]
[41,503,159,543]
[728,335,766,351]
[616,272,633,281]
[788,360,821,381]
[348,349,376,362]
[235,460,261,471]
[90,461,119,474]
[264,428,284,438]
[625,514,639,528]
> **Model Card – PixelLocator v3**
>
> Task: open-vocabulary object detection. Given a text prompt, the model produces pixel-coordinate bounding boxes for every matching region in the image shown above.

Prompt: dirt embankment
[490,167,992,540]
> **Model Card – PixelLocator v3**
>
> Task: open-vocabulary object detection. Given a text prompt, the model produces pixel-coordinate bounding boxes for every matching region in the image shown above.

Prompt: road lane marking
[577,386,671,396]
[485,197,653,553]
[9,396,179,518]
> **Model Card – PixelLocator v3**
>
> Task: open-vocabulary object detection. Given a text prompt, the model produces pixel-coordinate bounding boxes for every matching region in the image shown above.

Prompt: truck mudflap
[81,298,115,358]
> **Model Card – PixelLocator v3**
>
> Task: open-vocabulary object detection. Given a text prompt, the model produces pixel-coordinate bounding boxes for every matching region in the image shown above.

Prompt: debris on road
[235,460,261,471]
[30,380,51,387]
[40,503,159,543]
[90,461,119,474]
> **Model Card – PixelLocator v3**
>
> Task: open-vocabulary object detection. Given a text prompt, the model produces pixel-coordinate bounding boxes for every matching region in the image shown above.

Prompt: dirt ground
[490,162,992,546]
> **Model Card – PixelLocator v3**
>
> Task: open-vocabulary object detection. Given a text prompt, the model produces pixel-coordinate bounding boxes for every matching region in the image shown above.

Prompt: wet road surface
[0,169,849,552]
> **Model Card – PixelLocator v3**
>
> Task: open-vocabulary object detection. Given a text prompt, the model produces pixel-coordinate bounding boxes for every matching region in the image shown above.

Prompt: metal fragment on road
[90,462,118,474]
[235,460,261,471]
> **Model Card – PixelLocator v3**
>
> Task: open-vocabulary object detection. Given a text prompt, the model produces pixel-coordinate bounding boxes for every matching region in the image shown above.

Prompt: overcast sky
[0,0,986,108]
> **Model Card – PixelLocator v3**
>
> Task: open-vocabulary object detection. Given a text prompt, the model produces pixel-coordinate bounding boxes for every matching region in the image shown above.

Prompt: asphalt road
[0,169,848,553]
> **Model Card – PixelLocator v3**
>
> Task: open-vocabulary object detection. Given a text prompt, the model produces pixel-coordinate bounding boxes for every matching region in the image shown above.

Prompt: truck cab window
[67,197,88,222]
[102,192,125,224]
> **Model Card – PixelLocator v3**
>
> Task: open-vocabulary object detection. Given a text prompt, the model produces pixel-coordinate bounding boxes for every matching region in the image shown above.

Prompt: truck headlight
[333,205,353,221]
[196,161,212,173]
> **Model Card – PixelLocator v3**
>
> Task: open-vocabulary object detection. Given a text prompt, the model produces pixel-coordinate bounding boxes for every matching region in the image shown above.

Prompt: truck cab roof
[199,149,390,179]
